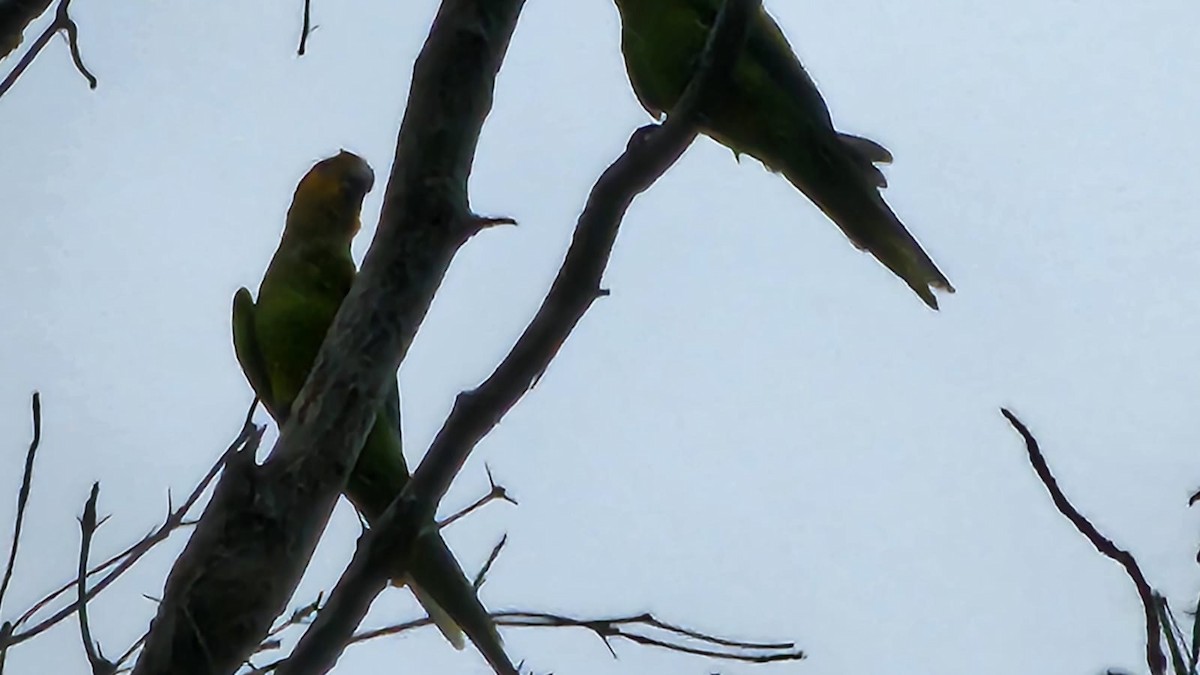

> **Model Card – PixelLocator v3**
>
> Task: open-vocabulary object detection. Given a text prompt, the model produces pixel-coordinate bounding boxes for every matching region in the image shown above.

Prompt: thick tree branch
[131,1,526,673]
[275,1,759,673]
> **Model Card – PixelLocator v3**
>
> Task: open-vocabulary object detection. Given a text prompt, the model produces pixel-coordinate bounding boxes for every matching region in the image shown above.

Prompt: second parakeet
[231,151,514,673]
[613,0,953,308]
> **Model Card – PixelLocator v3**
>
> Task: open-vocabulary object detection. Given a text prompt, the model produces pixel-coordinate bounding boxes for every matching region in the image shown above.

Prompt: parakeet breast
[615,2,713,116]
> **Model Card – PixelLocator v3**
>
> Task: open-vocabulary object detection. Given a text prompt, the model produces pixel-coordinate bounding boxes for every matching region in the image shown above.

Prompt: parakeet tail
[408,580,467,650]
[785,134,953,309]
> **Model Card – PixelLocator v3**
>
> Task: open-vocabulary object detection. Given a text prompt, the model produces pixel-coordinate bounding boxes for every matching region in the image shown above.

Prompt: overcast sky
[3,2,1200,674]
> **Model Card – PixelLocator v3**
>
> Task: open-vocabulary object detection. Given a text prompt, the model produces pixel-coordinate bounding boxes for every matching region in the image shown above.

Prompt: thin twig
[257,594,324,655]
[1001,408,1166,675]
[112,629,148,674]
[0,392,41,617]
[0,0,54,61]
[296,0,312,56]
[248,608,802,673]
[0,0,95,99]
[4,402,259,648]
[472,535,506,591]
[274,3,759,673]
[77,483,115,674]
[437,466,516,530]
[1157,595,1190,675]
[0,621,12,675]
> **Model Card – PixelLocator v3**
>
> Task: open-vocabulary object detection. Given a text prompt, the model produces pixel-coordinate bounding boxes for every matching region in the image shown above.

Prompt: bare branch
[0,620,12,674]
[4,403,258,648]
[111,630,147,674]
[0,0,95,100]
[77,483,116,675]
[1001,408,1165,675]
[0,0,52,60]
[248,608,801,674]
[296,0,312,56]
[472,535,506,592]
[0,392,41,618]
[274,2,759,672]
[132,0,528,671]
[437,466,516,530]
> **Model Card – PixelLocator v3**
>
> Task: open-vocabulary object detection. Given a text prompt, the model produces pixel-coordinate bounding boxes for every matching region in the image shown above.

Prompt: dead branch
[248,608,803,673]
[131,1,528,672]
[273,1,759,672]
[0,392,40,619]
[77,483,116,674]
[0,0,52,60]
[1001,408,1165,675]
[2,402,258,649]
[0,620,11,674]
[296,0,312,56]
[0,0,94,99]
[472,535,506,592]
[437,465,516,531]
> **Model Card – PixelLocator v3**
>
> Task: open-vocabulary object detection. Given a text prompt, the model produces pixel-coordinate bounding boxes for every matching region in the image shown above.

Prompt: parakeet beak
[337,149,375,195]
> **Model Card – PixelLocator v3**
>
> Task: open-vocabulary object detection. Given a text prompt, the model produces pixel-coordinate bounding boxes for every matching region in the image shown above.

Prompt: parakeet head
[284,150,376,241]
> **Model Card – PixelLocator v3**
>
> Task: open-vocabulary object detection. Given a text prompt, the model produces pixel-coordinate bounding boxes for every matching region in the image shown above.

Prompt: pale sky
[3,2,1200,674]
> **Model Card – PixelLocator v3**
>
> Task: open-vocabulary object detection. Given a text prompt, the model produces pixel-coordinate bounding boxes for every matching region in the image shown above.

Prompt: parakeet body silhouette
[231,151,513,673]
[614,0,953,307]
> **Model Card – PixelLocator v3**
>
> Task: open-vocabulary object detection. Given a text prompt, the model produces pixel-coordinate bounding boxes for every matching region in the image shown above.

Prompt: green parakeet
[231,151,513,673]
[613,0,953,308]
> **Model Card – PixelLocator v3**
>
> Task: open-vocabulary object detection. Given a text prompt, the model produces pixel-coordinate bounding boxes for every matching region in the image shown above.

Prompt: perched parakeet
[231,151,513,673]
[613,0,953,308]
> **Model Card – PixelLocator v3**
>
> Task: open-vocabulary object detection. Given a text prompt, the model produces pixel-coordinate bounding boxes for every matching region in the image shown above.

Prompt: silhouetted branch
[1156,595,1191,675]
[0,0,52,60]
[0,620,12,674]
[274,2,760,673]
[248,608,803,673]
[3,402,259,649]
[1001,408,1165,675]
[132,0,529,670]
[111,629,147,675]
[0,392,41,619]
[77,483,116,674]
[0,0,94,99]
[472,535,506,591]
[296,0,312,56]
[437,465,516,530]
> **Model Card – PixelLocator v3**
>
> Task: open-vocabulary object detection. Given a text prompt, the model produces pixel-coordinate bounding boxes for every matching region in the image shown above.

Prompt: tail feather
[407,533,514,674]
[837,133,892,188]
[785,135,953,309]
[407,580,467,649]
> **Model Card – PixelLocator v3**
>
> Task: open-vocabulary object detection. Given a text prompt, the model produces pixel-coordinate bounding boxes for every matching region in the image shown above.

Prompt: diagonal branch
[3,403,258,650]
[0,392,41,618]
[0,0,95,99]
[1001,408,1165,675]
[132,1,527,673]
[275,2,760,673]
[0,0,52,60]
[76,483,116,675]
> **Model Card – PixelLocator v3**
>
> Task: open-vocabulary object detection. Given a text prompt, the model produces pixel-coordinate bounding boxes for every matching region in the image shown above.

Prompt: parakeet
[231,151,513,673]
[613,0,953,308]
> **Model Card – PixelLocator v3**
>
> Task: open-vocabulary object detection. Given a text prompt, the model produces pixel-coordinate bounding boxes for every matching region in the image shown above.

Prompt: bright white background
[3,2,1200,673]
